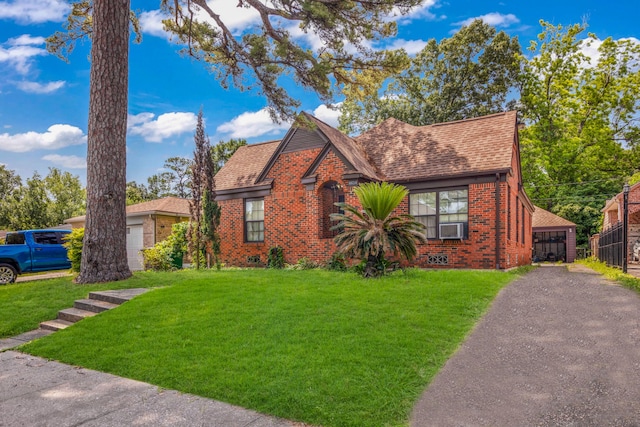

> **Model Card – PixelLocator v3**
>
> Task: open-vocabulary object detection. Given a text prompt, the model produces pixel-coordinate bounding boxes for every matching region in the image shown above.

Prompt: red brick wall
[218,147,533,269]
[412,182,498,269]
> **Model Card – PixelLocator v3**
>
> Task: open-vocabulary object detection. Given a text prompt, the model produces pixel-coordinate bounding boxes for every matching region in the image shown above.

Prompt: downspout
[151,214,156,246]
[495,173,501,269]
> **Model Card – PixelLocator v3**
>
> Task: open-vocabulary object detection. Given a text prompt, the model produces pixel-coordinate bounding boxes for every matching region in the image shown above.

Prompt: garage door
[126,225,144,271]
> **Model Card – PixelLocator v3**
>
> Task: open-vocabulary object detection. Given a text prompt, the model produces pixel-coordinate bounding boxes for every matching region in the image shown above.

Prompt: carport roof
[532,206,576,228]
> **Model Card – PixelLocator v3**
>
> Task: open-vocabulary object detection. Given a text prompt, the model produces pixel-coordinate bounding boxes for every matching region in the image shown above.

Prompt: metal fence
[598,221,624,268]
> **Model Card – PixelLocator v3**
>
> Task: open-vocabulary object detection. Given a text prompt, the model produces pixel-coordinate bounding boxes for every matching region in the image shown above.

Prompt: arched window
[320,181,344,239]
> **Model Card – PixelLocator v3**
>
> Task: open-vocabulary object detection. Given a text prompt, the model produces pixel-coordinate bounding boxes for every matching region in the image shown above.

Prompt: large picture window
[245,198,264,242]
[410,188,468,239]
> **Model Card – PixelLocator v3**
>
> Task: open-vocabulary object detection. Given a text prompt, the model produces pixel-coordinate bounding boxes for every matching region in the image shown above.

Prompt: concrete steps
[39,288,149,332]
[40,319,74,331]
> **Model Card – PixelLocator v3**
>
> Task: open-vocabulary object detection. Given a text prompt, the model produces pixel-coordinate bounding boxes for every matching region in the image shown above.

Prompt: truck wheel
[0,263,17,284]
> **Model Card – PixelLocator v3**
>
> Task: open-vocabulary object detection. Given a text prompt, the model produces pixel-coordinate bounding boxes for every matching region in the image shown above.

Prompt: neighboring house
[532,206,576,263]
[599,182,640,262]
[65,197,191,270]
[215,111,533,270]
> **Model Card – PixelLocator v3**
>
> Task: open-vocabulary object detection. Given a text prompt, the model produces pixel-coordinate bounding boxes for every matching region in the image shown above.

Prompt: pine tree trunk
[76,0,132,283]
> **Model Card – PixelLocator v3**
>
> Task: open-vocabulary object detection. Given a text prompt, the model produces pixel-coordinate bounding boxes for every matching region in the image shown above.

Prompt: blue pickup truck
[0,229,72,284]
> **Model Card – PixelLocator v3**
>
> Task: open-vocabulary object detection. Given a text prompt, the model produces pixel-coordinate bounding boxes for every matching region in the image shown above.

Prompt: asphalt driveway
[412,265,640,426]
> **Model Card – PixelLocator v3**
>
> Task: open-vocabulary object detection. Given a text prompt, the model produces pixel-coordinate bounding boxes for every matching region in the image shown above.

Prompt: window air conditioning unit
[439,223,464,239]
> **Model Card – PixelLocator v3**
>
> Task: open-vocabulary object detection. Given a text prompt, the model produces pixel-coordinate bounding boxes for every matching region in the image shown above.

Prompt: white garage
[126,224,145,271]
[64,197,192,272]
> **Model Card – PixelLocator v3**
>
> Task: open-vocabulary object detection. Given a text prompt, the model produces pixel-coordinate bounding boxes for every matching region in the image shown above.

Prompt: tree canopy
[518,21,640,245]
[339,19,521,133]
[49,0,425,123]
[0,166,85,231]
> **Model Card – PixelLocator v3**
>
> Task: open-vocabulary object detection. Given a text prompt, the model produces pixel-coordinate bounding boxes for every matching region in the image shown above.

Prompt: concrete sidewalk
[411,264,640,426]
[0,351,301,427]
[15,272,73,282]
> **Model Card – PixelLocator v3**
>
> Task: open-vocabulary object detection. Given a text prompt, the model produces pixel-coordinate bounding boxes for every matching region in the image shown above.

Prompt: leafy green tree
[127,157,192,204]
[44,167,86,225]
[12,173,52,230]
[331,182,426,278]
[0,165,22,229]
[126,181,150,205]
[46,0,424,282]
[163,156,192,198]
[211,139,247,175]
[519,21,640,245]
[340,19,521,133]
[552,204,601,247]
[146,172,175,199]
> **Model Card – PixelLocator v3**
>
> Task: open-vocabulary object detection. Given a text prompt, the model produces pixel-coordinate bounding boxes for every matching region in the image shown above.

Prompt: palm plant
[331,182,427,277]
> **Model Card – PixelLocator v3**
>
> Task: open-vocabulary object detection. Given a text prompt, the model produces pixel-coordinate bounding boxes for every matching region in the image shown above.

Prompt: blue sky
[1,0,638,186]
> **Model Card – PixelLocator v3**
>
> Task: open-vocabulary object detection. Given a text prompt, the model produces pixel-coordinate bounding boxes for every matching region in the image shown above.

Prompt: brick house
[65,197,191,270]
[215,111,533,269]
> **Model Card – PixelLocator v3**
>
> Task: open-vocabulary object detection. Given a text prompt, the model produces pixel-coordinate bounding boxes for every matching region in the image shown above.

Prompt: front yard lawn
[0,274,166,338]
[18,268,525,427]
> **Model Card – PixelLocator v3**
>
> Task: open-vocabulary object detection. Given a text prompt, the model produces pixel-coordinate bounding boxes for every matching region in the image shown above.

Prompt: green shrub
[326,252,347,271]
[141,246,174,271]
[62,228,84,272]
[267,246,284,269]
[142,222,188,271]
[350,257,399,277]
[287,257,319,270]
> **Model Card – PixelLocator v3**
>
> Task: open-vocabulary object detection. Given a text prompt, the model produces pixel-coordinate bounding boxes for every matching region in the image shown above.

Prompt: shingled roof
[215,111,519,190]
[125,197,191,216]
[215,141,280,191]
[355,111,517,181]
[532,206,576,228]
[65,197,191,224]
[301,113,382,180]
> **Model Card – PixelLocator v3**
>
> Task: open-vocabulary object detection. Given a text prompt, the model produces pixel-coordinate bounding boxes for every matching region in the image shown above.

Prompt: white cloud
[127,112,155,127]
[387,39,428,55]
[7,34,45,46]
[0,34,47,74]
[140,4,260,39]
[42,154,86,169]
[217,108,292,139]
[393,0,441,23]
[578,37,640,69]
[17,80,65,94]
[127,112,198,143]
[0,0,70,24]
[287,23,326,51]
[0,124,87,153]
[139,10,170,39]
[453,12,520,29]
[312,104,342,128]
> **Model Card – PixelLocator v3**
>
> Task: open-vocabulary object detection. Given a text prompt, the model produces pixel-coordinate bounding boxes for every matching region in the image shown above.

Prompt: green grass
[18,268,526,427]
[0,273,168,338]
[577,258,640,291]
